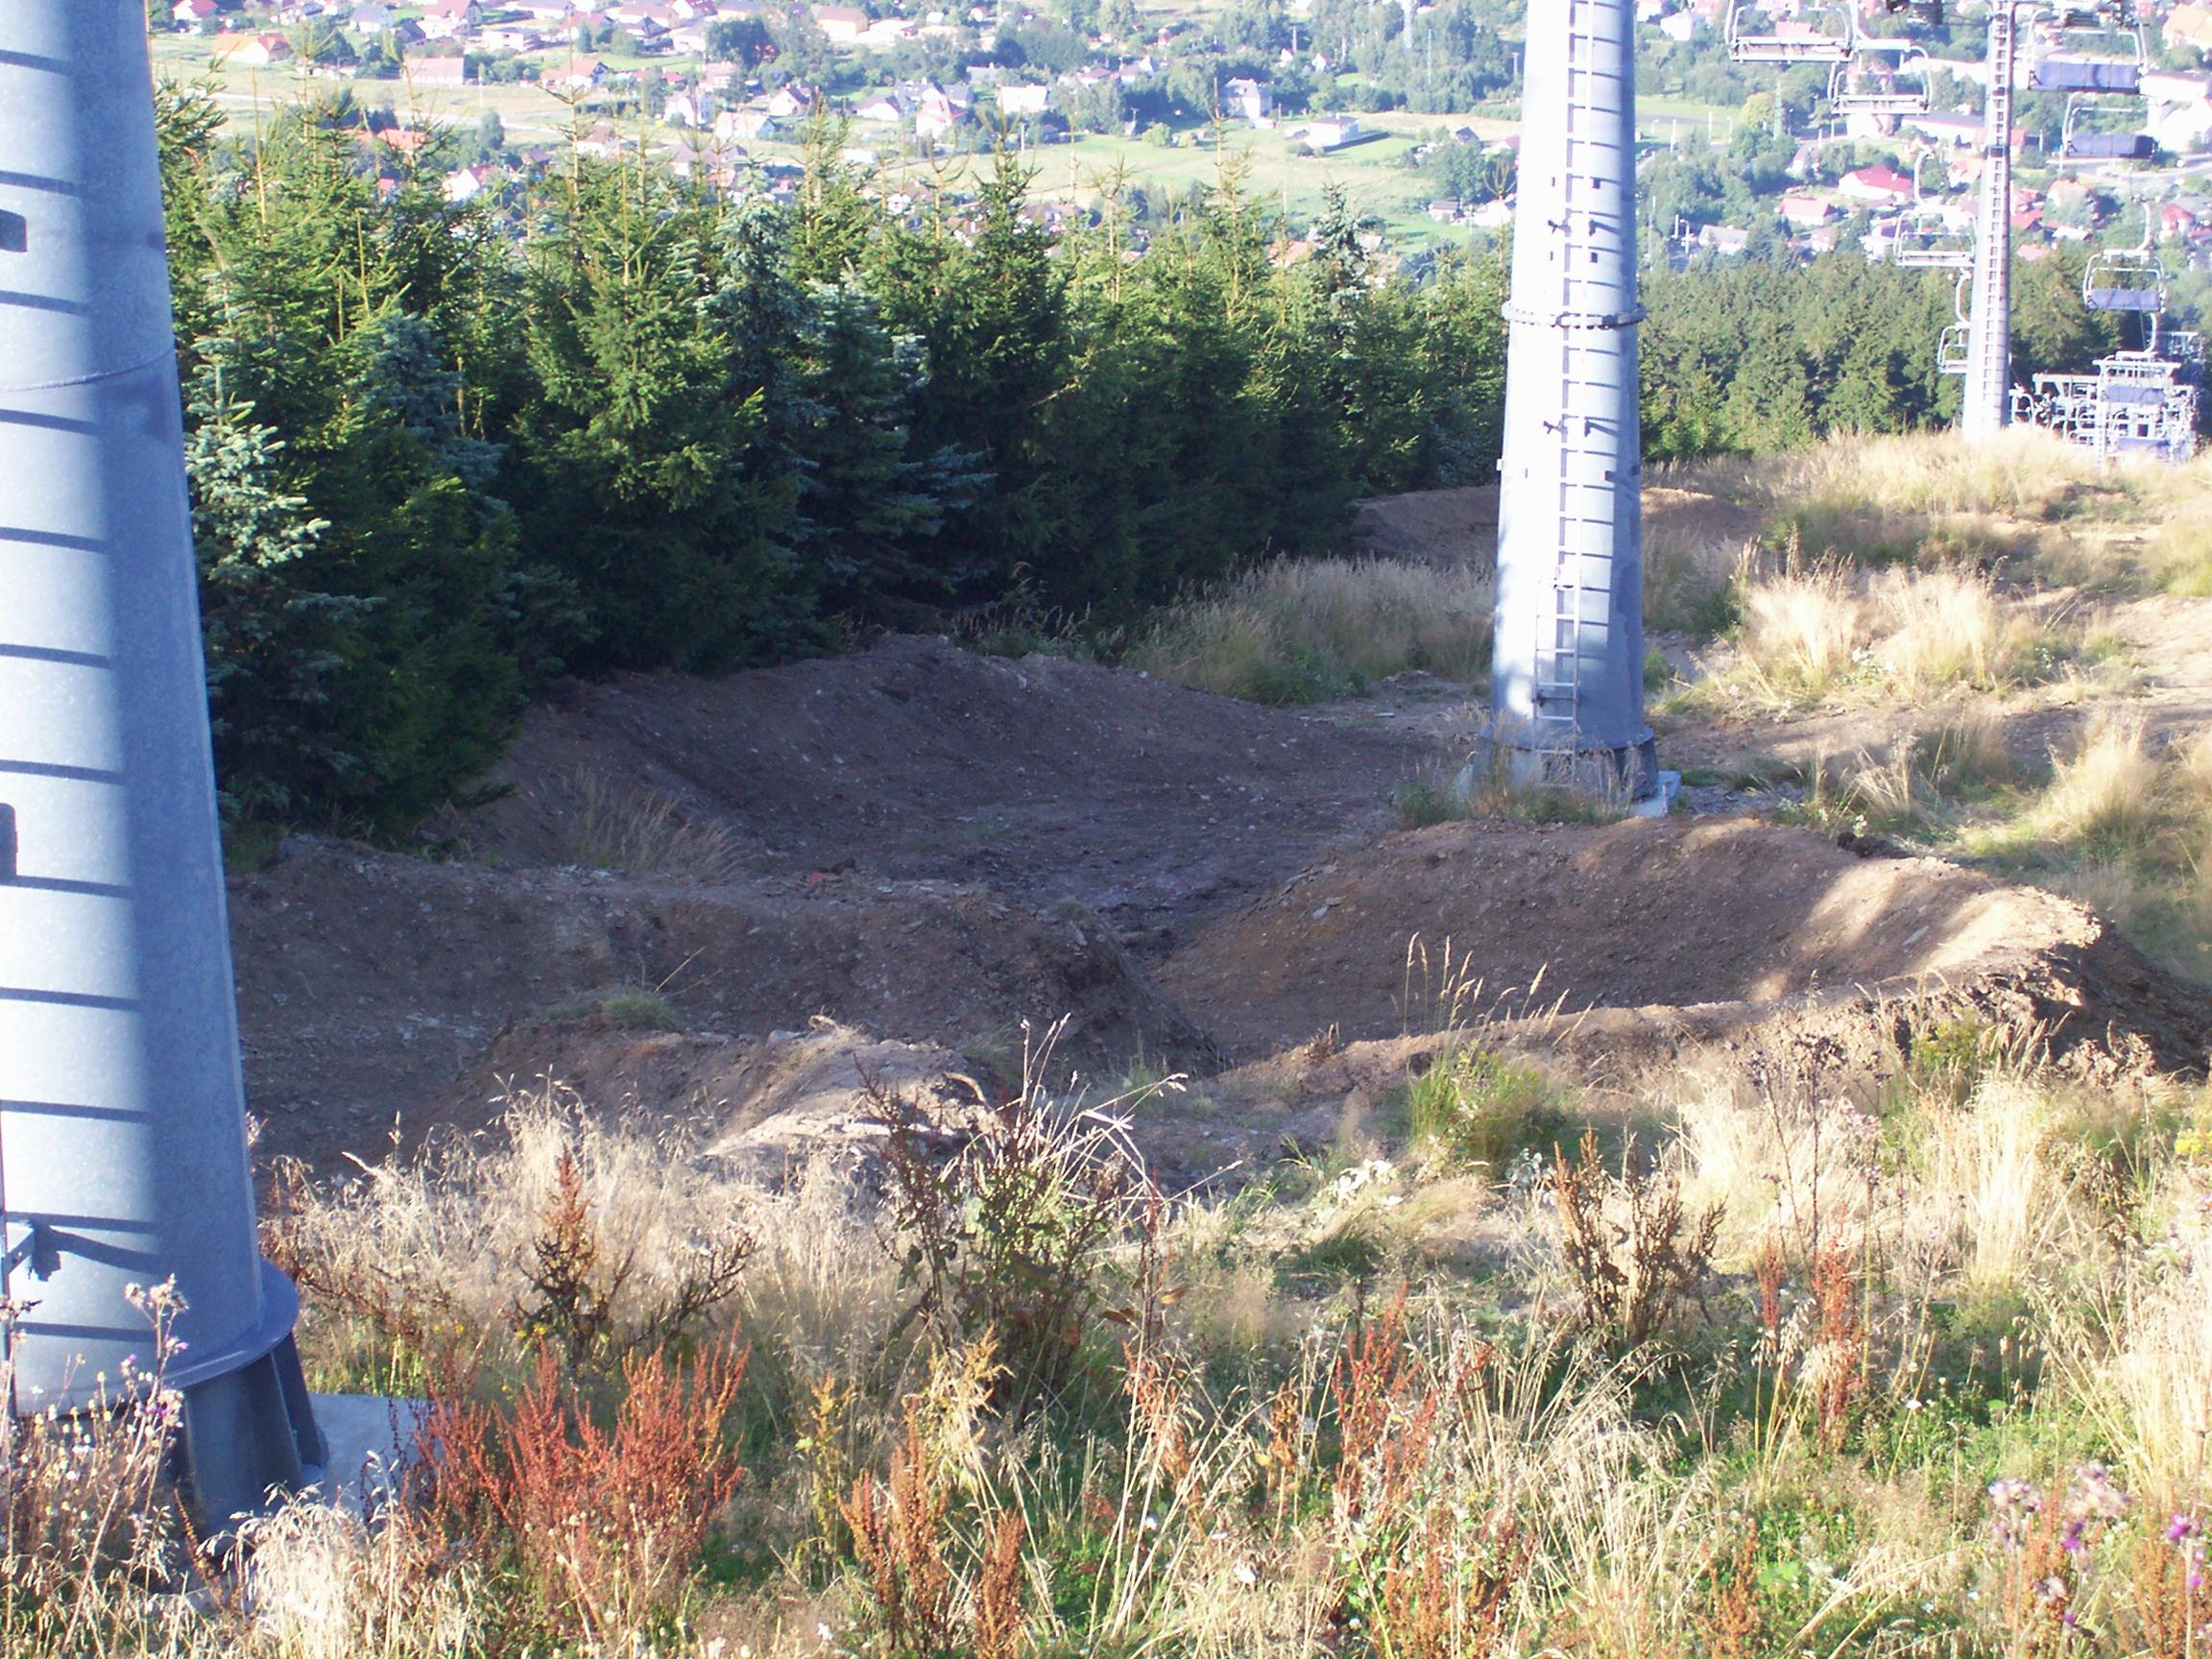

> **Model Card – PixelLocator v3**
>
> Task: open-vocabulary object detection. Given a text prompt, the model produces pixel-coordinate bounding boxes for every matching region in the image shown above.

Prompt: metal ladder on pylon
[1963,7,2019,434]
[1529,0,1628,758]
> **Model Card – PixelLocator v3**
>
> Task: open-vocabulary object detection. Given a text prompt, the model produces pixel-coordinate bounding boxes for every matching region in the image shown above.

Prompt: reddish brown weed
[427,1339,748,1645]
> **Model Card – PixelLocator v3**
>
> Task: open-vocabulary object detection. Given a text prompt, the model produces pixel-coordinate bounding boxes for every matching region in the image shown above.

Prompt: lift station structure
[0,5,326,1526]
[1486,0,1663,804]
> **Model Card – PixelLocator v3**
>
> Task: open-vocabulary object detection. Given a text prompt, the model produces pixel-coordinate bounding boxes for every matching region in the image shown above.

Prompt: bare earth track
[229,631,2212,1176]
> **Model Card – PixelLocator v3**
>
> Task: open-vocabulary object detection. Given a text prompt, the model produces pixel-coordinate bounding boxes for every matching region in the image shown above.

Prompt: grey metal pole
[1485,0,1659,800]
[0,4,323,1527]
[1963,5,2018,441]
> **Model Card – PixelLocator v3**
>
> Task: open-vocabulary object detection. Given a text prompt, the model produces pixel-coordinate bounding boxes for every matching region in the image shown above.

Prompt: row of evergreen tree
[155,88,2121,834]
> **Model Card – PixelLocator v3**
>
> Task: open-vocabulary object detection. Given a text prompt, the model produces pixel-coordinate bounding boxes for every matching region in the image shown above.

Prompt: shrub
[873,1045,1164,1400]
[840,1404,1028,1659]
[1551,1130,1721,1348]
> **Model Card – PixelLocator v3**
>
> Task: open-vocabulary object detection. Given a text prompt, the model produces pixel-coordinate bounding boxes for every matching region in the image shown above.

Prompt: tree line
[156,90,1507,830]
[154,88,2127,835]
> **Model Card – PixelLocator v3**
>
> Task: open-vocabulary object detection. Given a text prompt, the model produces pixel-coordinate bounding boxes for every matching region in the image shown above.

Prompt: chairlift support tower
[1486,0,1658,800]
[1960,4,2020,441]
[0,4,325,1527]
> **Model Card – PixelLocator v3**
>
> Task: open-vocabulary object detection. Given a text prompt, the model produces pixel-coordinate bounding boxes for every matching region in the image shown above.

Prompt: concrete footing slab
[302,1393,428,1515]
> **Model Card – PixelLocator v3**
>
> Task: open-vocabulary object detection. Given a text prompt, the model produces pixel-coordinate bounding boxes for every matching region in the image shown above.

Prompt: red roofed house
[408,55,470,85]
[1778,192,1834,228]
[1839,164,1913,207]
[420,0,481,39]
[227,33,295,65]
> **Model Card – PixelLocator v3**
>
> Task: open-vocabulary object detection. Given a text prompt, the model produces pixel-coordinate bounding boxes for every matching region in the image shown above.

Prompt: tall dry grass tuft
[1717,556,2064,712]
[2045,1177,2212,1508]
[1905,1079,2089,1297]
[1736,560,1867,698]
[1870,567,2042,697]
[557,768,751,883]
[1698,430,2103,525]
[1643,522,1744,636]
[2032,711,2161,855]
[1129,557,1494,703]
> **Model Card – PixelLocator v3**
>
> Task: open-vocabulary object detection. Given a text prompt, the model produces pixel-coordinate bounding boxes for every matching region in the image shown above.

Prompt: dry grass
[1696,558,2066,712]
[16,1014,2212,1659]
[1643,520,1745,636]
[554,768,751,883]
[2032,710,2163,855]
[2133,447,2212,593]
[1128,557,1493,704]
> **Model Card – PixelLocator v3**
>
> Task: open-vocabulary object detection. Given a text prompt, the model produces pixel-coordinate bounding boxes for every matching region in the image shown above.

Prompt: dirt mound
[1352,485,1757,577]
[454,636,1426,936]
[1353,486,1498,568]
[427,1020,979,1184]
[1160,818,2212,1070]
[230,840,1204,1170]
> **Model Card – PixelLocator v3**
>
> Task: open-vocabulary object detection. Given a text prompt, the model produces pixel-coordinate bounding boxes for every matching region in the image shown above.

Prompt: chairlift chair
[1828,45,1934,118]
[2030,12,2146,95]
[1886,151,1972,269]
[1726,2,1856,64]
[2060,93,2153,161]
[2083,207,2165,313]
[1888,213,1974,269]
[1937,272,1971,375]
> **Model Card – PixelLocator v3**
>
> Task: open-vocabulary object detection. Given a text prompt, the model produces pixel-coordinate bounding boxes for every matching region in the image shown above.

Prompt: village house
[419,0,481,40]
[1839,163,1914,208]
[1777,191,1834,228]
[225,33,296,66]
[2144,70,2212,151]
[1300,116,1362,152]
[407,53,469,85]
[2166,2,2212,55]
[551,55,609,91]
[1223,76,1272,124]
[715,106,779,140]
[998,82,1049,116]
[766,82,819,118]
[813,5,869,42]
[444,163,500,203]
[662,86,714,127]
[172,0,224,28]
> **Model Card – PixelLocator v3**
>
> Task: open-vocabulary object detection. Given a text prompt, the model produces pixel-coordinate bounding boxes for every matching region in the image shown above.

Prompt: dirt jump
[228,631,2211,1176]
